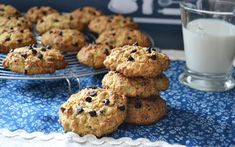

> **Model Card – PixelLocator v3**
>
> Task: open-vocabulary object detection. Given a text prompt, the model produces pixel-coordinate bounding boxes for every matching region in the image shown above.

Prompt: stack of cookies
[102,45,170,125]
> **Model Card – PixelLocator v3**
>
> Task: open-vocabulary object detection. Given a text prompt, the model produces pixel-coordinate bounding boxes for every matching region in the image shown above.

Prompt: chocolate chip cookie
[3,45,67,74]
[0,16,32,29]
[104,45,170,78]
[0,28,36,53]
[26,6,59,23]
[36,13,84,34]
[126,97,167,125]
[0,4,21,17]
[41,29,87,52]
[59,88,127,137]
[77,43,111,68]
[96,28,151,48]
[71,6,103,26]
[88,15,138,34]
[102,71,169,97]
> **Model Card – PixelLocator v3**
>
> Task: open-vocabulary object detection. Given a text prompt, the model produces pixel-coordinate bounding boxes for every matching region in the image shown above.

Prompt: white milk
[183,19,235,74]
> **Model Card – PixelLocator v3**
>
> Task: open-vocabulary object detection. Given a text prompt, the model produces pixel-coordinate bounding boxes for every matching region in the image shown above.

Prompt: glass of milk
[179,0,235,91]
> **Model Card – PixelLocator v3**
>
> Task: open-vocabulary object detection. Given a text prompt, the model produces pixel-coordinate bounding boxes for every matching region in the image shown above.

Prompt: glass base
[179,68,235,92]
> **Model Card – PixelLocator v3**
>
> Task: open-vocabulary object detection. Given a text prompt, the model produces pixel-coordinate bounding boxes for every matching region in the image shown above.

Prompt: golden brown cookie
[36,13,84,34]
[59,88,127,137]
[0,28,36,53]
[26,6,59,23]
[0,16,32,29]
[0,4,21,17]
[41,29,87,52]
[102,71,169,97]
[126,97,167,125]
[3,45,67,74]
[88,15,138,34]
[77,43,111,68]
[104,45,170,78]
[71,6,103,26]
[96,28,151,48]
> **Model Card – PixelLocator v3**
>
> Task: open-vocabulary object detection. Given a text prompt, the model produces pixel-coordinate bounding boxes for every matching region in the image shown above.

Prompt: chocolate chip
[127,36,132,40]
[130,49,137,53]
[20,30,24,33]
[103,48,109,55]
[37,53,43,59]
[42,11,47,15]
[17,23,21,27]
[118,105,126,111]
[32,44,37,48]
[85,97,92,102]
[77,106,84,114]
[146,47,152,53]
[112,33,116,36]
[103,99,110,106]
[28,45,34,49]
[7,16,10,19]
[21,53,27,59]
[60,107,65,113]
[133,42,138,46]
[135,101,142,109]
[17,39,22,43]
[40,19,44,23]
[24,70,28,74]
[10,27,13,30]
[31,49,37,55]
[69,15,74,20]
[59,31,63,36]
[89,111,97,117]
[0,8,4,11]
[151,48,157,52]
[4,38,10,42]
[54,19,59,22]
[41,47,46,51]
[127,55,134,61]
[72,43,78,47]
[49,30,53,34]
[90,91,97,97]
[149,55,156,60]
[46,45,52,49]
[99,110,105,114]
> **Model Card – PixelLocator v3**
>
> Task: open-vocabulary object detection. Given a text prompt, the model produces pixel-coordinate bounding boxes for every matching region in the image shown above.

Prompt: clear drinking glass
[179,0,235,91]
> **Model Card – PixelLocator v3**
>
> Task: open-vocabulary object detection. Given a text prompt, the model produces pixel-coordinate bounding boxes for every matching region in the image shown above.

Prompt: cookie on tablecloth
[126,97,167,125]
[77,43,111,68]
[36,13,84,34]
[88,15,138,34]
[26,6,59,23]
[41,29,87,52]
[0,4,21,17]
[3,45,67,74]
[59,88,127,137]
[0,27,36,53]
[104,45,169,78]
[96,27,151,48]
[0,16,32,29]
[102,71,169,97]
[71,6,103,26]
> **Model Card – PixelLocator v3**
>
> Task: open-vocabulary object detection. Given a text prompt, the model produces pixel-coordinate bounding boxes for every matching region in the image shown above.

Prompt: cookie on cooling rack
[3,45,67,74]
[26,6,59,23]
[0,16,32,29]
[0,4,21,17]
[36,13,84,34]
[88,15,138,34]
[96,27,151,48]
[104,45,169,78]
[126,97,167,125]
[77,43,111,68]
[102,71,169,97]
[41,29,87,52]
[0,27,36,53]
[71,6,103,26]
[59,88,127,137]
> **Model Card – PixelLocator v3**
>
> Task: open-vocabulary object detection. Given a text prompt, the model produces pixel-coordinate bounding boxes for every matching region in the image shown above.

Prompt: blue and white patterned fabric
[0,61,234,146]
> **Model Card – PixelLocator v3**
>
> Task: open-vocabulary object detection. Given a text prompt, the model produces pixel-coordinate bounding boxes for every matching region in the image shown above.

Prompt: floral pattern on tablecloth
[0,61,234,146]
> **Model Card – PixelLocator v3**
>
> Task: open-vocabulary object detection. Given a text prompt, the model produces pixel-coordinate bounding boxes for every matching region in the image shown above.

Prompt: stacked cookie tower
[102,44,170,125]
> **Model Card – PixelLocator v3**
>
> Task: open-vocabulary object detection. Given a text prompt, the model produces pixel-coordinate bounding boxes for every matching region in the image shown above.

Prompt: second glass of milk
[179,0,235,92]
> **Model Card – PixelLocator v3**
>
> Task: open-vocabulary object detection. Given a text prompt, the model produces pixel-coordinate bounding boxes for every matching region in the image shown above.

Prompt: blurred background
[1,0,183,50]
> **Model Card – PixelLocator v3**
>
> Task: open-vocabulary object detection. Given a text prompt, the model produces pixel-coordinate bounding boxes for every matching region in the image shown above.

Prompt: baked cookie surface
[41,29,87,52]
[77,43,110,68]
[0,4,20,17]
[26,6,59,23]
[102,71,169,97]
[0,16,32,29]
[88,15,138,34]
[36,13,84,34]
[59,88,127,137]
[96,28,151,48]
[104,45,169,78]
[126,97,167,125]
[0,28,35,53]
[3,45,67,74]
[71,6,103,26]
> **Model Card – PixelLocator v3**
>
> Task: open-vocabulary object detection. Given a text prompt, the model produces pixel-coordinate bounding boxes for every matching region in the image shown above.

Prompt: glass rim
[180,1,235,16]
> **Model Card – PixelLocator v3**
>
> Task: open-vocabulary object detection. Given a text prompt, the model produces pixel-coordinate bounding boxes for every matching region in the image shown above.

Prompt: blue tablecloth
[0,61,234,146]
